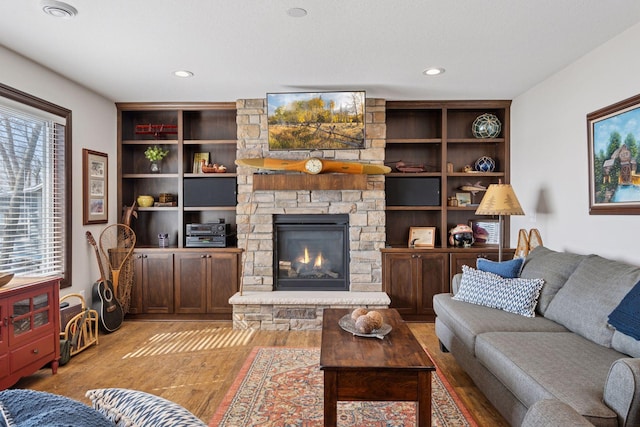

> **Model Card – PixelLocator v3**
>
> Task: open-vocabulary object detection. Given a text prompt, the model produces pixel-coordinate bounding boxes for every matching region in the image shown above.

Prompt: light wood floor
[15,320,508,427]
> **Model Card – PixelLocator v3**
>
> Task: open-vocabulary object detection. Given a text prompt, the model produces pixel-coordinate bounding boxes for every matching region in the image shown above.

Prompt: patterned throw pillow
[86,388,206,427]
[0,389,113,427]
[477,257,524,278]
[453,265,545,317]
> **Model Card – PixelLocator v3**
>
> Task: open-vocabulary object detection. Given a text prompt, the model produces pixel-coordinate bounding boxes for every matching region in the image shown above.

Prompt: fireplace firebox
[273,214,349,291]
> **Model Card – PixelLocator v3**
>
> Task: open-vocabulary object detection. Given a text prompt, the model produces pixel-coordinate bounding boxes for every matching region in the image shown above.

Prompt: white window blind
[0,103,66,277]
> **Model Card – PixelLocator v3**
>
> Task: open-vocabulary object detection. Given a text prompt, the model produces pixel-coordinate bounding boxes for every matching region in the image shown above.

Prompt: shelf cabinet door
[415,253,448,318]
[174,252,209,314]
[382,253,418,316]
[207,252,239,315]
[0,302,7,380]
[133,251,174,314]
[382,250,448,321]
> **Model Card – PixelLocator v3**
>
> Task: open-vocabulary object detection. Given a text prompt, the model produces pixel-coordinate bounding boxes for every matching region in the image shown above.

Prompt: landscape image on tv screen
[267,91,365,150]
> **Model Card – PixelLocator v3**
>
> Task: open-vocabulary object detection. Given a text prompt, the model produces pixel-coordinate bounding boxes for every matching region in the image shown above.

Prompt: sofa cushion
[453,266,544,317]
[522,399,595,427]
[477,257,524,278]
[433,293,567,355]
[475,332,621,426]
[545,255,640,347]
[519,246,585,315]
[611,330,640,357]
[86,388,206,427]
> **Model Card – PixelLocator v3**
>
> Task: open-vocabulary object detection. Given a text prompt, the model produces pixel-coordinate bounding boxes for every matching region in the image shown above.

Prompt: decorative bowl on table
[137,195,154,207]
[0,272,15,287]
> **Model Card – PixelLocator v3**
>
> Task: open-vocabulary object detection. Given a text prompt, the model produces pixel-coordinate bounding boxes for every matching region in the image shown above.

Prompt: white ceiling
[3,0,640,103]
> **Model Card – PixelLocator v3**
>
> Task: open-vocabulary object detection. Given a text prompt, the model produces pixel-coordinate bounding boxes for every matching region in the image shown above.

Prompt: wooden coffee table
[319,308,435,427]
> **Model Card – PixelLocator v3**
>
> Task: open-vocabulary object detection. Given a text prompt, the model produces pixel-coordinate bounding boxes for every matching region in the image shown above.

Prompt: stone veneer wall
[232,98,388,329]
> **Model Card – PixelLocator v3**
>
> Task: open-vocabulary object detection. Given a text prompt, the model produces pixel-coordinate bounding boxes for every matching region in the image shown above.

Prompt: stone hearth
[231,98,389,330]
[229,291,389,330]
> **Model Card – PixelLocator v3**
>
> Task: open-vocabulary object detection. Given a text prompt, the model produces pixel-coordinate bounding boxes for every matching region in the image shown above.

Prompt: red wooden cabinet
[0,277,60,389]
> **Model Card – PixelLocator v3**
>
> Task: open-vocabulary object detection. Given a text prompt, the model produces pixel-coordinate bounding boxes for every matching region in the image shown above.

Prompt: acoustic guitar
[86,231,124,333]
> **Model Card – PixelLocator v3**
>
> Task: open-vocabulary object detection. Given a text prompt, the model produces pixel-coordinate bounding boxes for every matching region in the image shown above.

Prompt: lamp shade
[475,183,524,216]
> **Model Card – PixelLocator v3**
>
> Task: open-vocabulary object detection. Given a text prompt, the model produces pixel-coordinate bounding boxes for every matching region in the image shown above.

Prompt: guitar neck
[86,232,108,282]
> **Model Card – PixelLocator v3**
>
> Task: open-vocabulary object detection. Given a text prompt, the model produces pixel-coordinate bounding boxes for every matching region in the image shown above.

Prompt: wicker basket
[60,293,99,357]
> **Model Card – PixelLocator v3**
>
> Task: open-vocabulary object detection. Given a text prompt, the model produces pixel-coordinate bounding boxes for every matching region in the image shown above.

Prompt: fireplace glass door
[274,214,349,291]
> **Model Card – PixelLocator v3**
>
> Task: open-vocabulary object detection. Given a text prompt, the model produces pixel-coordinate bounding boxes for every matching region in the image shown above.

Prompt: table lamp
[475,181,524,261]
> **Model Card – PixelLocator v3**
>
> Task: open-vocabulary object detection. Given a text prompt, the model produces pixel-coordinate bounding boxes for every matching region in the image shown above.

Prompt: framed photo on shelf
[408,227,436,248]
[469,219,500,245]
[82,149,108,225]
[587,93,640,214]
[193,152,210,173]
[455,192,471,206]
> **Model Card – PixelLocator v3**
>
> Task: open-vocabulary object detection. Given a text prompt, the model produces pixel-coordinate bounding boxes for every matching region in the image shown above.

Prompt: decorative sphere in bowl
[137,195,154,207]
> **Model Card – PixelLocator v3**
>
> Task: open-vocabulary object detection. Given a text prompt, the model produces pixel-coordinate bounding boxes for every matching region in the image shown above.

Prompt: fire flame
[297,247,324,269]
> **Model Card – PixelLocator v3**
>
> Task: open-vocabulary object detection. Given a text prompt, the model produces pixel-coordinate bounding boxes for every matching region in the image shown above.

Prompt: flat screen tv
[267,91,365,150]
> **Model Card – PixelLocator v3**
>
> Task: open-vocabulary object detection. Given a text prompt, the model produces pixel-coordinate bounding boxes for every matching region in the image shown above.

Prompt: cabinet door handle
[32,348,39,354]
[201,255,207,258]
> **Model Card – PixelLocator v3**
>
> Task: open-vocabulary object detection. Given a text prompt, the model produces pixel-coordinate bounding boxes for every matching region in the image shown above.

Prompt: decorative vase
[472,113,502,138]
[137,195,154,207]
[149,161,160,173]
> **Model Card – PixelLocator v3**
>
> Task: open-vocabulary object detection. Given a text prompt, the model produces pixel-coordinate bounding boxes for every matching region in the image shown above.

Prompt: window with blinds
[0,84,71,286]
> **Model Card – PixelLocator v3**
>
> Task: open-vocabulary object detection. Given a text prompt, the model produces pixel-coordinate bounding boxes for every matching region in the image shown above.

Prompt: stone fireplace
[229,98,390,330]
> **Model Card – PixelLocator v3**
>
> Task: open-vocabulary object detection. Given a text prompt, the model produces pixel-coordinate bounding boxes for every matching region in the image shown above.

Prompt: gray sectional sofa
[433,246,640,427]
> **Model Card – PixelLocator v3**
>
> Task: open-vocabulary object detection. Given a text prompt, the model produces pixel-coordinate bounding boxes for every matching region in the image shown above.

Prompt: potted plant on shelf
[144,145,169,173]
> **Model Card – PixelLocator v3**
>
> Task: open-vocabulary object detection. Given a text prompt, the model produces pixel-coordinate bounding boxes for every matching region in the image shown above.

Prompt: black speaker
[386,177,440,206]
[184,177,237,207]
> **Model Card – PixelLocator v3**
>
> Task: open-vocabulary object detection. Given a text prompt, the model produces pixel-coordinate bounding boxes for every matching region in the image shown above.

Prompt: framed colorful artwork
[588,93,640,214]
[83,149,108,224]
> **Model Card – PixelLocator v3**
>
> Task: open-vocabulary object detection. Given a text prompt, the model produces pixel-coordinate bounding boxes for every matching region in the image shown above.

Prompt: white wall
[0,46,116,298]
[511,22,640,264]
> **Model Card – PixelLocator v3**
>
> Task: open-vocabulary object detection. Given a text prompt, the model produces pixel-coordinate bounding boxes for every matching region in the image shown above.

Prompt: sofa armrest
[522,399,593,427]
[603,358,640,427]
[451,273,462,295]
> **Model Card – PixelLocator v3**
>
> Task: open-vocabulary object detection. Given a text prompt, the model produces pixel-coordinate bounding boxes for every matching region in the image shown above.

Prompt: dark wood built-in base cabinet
[382,248,515,321]
[127,248,241,320]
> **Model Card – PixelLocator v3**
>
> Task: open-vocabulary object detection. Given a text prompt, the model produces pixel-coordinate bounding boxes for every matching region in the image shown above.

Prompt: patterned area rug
[210,347,477,427]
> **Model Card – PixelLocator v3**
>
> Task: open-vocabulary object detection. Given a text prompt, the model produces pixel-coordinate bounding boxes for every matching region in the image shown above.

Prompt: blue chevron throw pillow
[86,388,205,427]
[454,265,544,317]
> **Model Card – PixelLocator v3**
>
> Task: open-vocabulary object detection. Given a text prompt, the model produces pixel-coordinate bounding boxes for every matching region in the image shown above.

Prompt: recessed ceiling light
[173,70,194,78]
[41,0,77,18]
[287,7,308,18]
[423,67,445,76]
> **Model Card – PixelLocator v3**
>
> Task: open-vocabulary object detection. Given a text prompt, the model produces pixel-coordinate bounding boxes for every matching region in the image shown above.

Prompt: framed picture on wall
[469,219,500,245]
[83,149,108,224]
[588,93,640,214]
[408,227,436,248]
